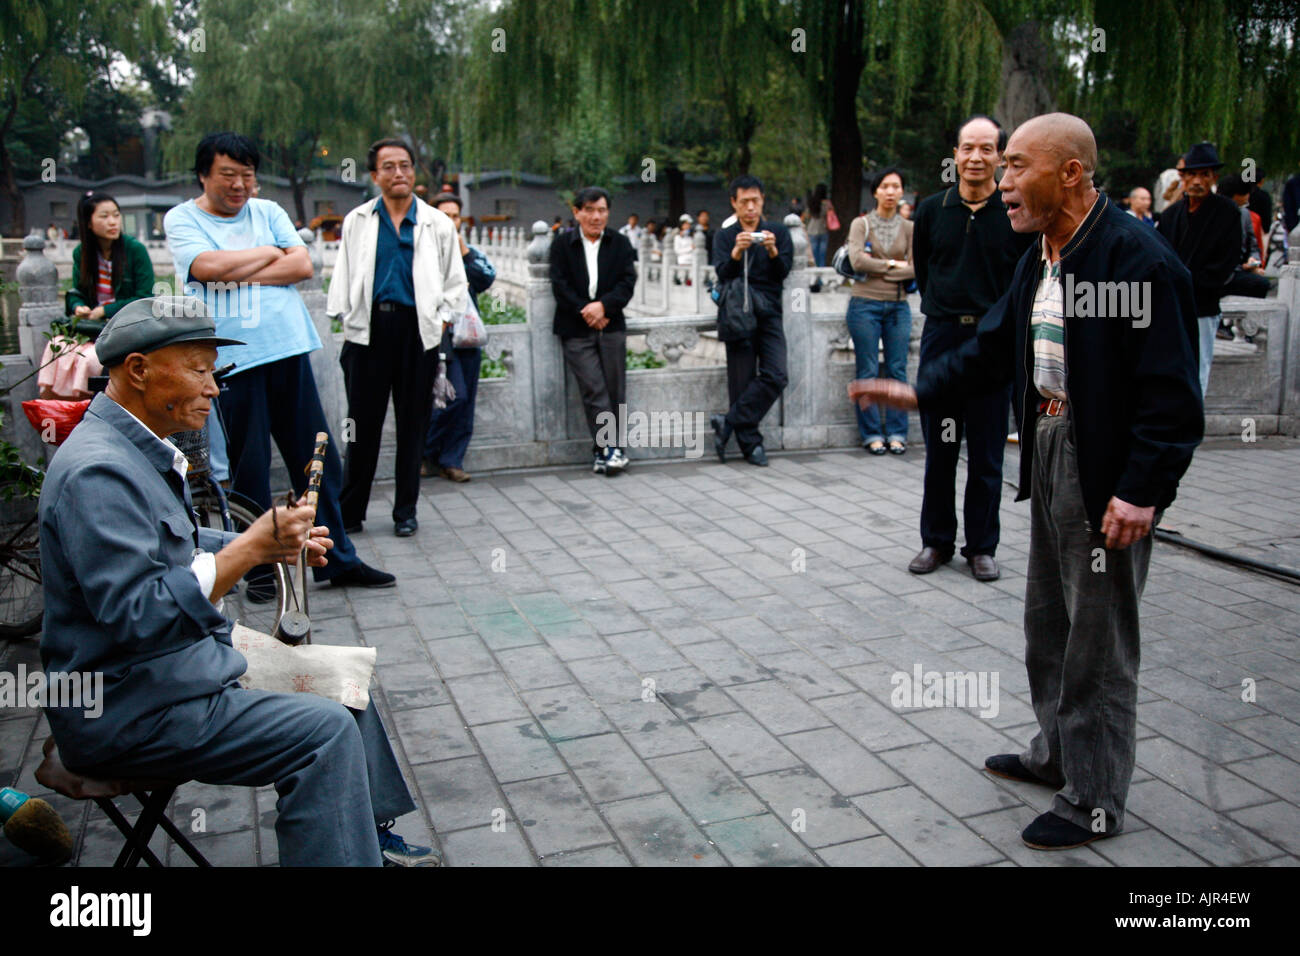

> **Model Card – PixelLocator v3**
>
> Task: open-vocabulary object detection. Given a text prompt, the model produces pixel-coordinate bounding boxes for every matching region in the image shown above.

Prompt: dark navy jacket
[39,395,242,769]
[916,192,1204,528]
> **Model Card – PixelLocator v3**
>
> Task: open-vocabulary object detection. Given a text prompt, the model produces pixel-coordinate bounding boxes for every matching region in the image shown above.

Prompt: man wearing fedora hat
[1157,142,1243,397]
[37,296,440,866]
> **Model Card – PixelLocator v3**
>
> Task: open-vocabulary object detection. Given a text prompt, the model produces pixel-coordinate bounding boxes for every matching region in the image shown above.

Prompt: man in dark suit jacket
[1156,142,1241,397]
[549,186,639,475]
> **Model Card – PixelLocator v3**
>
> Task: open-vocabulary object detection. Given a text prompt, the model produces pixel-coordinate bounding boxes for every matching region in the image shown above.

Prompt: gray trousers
[76,688,416,866]
[1021,411,1154,835]
[562,330,627,450]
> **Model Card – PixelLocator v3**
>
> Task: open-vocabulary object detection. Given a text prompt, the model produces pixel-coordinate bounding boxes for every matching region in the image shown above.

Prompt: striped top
[1030,237,1067,400]
[95,256,114,306]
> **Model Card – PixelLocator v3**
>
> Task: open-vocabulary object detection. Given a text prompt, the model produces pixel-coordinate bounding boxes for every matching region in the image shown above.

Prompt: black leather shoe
[984,754,1054,786]
[330,562,397,589]
[968,554,1000,581]
[710,414,730,463]
[1021,811,1109,850]
[745,445,769,466]
[907,546,952,574]
[344,521,363,535]
[394,518,418,537]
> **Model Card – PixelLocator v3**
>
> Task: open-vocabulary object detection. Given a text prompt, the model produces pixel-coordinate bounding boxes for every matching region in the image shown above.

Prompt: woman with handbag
[845,167,914,455]
[805,183,833,267]
[423,193,493,483]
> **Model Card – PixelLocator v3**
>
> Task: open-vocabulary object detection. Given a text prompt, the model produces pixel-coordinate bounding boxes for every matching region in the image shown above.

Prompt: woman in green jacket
[65,192,155,337]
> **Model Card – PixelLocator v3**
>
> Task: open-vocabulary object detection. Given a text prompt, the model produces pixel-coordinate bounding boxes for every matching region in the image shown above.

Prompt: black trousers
[724,295,787,455]
[562,330,627,452]
[339,304,436,524]
[918,316,1010,558]
[219,353,360,580]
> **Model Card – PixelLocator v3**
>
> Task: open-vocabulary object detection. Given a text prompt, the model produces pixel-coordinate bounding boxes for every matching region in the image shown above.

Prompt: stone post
[692,229,707,314]
[781,213,818,448]
[5,231,61,468]
[527,221,564,442]
[638,233,654,308]
[1277,222,1300,431]
[298,227,345,438]
[16,231,61,364]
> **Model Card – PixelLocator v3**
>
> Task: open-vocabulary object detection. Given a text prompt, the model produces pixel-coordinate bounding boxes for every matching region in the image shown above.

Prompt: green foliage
[626,348,666,370]
[478,293,526,325]
[479,354,508,379]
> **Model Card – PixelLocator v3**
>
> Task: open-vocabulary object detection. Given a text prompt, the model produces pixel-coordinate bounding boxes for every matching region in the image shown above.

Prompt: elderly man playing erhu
[850,113,1203,850]
[38,297,439,866]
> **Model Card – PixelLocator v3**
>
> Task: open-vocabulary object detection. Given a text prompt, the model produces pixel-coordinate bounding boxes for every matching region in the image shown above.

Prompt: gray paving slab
[500,773,613,857]
[10,440,1300,868]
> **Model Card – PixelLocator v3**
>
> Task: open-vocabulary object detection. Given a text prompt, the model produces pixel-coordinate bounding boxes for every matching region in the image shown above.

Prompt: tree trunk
[826,4,866,258]
[666,166,686,223]
[995,21,1056,130]
[0,139,24,238]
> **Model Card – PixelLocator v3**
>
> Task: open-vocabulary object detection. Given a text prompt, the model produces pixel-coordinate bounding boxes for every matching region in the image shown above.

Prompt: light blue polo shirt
[164,197,321,376]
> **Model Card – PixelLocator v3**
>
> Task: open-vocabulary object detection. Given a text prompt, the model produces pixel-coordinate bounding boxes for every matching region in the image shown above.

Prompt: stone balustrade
[5,217,1299,482]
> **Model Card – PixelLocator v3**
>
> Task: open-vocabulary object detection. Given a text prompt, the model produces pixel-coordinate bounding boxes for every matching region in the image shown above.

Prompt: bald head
[1012,112,1098,182]
[999,112,1102,247]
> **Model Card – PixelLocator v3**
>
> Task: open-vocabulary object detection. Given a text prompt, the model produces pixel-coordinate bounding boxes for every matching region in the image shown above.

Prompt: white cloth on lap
[231,623,376,710]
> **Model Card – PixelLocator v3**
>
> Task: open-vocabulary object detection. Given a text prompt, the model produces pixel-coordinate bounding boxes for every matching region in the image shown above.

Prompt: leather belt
[1037,398,1067,417]
[375,301,414,313]
[934,314,978,324]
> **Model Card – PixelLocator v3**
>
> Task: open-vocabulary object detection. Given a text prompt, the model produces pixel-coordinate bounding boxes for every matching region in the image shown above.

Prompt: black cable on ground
[1151,528,1300,587]
[993,447,1300,588]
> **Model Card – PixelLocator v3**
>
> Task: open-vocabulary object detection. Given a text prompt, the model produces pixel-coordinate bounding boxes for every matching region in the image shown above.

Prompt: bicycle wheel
[191,489,293,639]
[0,471,45,639]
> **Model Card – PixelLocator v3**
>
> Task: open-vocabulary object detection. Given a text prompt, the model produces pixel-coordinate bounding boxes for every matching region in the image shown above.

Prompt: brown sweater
[847,213,914,301]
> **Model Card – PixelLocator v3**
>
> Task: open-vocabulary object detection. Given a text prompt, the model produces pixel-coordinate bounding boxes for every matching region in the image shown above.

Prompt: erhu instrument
[272,432,328,645]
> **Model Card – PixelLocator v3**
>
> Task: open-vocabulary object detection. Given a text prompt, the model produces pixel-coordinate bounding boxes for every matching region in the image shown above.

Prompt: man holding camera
[710,175,794,466]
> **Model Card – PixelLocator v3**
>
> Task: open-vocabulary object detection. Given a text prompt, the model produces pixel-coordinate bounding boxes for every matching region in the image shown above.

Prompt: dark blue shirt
[373,200,416,307]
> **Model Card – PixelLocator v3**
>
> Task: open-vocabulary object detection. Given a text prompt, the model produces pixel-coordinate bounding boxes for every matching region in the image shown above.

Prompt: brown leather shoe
[907,546,953,574]
[968,554,1000,581]
[439,466,471,483]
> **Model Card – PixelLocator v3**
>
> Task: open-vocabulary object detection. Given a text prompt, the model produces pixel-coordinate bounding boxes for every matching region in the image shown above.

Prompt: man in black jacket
[549,187,638,475]
[710,175,794,466]
[911,115,1035,582]
[1156,142,1241,397]
[851,113,1202,850]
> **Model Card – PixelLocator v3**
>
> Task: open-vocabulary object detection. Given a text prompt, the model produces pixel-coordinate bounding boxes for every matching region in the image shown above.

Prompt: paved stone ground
[3,436,1298,867]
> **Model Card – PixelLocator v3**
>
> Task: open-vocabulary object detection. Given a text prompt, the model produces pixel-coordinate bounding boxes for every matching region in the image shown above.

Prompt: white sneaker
[592,452,608,475]
[606,447,629,473]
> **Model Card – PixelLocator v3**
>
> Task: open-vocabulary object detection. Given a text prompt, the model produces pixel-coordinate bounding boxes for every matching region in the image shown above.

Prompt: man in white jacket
[327,139,467,537]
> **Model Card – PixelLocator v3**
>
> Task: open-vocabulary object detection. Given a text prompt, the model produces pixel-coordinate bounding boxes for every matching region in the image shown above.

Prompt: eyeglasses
[379,162,414,174]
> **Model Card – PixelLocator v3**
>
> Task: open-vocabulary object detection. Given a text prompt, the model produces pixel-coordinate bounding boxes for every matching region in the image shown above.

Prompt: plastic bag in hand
[432,353,457,410]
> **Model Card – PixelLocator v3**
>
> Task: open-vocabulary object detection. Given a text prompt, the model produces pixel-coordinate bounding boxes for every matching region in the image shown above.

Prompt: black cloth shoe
[745,445,769,466]
[329,562,397,589]
[710,414,730,463]
[983,754,1054,786]
[1021,811,1109,850]
[968,554,1000,581]
[908,546,953,574]
[394,518,418,537]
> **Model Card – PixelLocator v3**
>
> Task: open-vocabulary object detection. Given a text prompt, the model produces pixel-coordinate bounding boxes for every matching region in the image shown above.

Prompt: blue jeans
[1197,314,1218,398]
[846,297,910,443]
[809,233,828,268]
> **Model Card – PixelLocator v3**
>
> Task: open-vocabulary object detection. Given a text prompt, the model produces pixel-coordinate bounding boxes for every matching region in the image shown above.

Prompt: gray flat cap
[95,296,244,367]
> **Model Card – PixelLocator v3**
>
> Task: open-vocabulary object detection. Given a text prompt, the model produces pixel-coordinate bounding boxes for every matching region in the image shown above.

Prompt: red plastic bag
[22,399,91,446]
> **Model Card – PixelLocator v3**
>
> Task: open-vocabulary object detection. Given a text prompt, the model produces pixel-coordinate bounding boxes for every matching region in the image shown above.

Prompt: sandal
[866,440,887,456]
[887,439,907,455]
